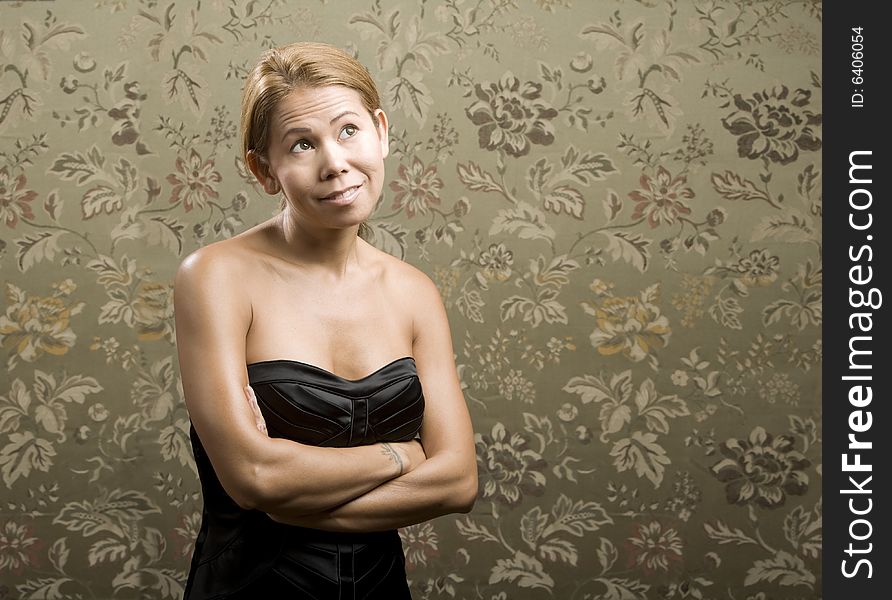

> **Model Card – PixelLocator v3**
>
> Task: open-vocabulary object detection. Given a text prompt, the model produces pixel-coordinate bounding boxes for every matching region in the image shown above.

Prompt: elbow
[455,493,477,514]
[233,494,258,511]
[232,485,264,511]
[225,464,265,511]
[452,470,479,514]
[229,463,316,515]
[225,462,281,512]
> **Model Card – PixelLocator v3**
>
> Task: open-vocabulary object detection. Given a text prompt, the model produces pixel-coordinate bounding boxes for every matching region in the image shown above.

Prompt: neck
[278,209,363,279]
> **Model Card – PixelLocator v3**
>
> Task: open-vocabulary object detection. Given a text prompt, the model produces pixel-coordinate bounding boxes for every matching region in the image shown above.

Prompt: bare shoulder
[363,243,446,346]
[172,231,271,334]
[175,225,270,292]
[173,233,268,367]
[178,238,244,281]
[370,244,441,304]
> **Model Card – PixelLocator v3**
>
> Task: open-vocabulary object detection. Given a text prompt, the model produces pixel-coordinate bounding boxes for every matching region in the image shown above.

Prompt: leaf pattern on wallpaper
[1,0,821,597]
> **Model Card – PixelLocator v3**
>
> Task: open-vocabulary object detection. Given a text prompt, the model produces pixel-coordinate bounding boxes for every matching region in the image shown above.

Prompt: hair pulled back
[240,42,381,163]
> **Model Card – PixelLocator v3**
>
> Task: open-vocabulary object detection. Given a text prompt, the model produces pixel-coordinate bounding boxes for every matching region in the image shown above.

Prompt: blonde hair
[240,42,381,238]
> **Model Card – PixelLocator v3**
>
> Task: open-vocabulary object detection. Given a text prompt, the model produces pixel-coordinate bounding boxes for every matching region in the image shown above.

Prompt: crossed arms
[174,245,478,532]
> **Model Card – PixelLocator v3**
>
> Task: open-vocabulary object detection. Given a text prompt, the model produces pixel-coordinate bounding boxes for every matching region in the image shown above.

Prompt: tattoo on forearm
[380,443,403,475]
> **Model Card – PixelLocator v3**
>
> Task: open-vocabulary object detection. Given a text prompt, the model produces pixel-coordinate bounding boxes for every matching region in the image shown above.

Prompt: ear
[372,109,389,159]
[246,150,280,195]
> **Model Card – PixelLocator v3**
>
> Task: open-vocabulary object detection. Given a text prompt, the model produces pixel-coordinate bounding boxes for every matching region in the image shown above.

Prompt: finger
[245,386,261,413]
[244,385,257,404]
[244,386,268,434]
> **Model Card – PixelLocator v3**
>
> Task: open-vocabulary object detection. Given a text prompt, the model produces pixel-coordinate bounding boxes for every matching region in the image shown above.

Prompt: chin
[330,208,375,231]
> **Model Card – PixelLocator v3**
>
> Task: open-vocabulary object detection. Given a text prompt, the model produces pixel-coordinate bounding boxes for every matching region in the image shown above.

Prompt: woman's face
[261,85,389,230]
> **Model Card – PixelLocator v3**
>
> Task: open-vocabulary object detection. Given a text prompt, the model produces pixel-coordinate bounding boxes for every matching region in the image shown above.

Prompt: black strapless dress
[183,357,424,599]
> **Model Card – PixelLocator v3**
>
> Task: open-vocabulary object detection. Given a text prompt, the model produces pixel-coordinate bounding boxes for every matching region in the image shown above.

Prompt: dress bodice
[247,356,424,447]
[183,357,423,599]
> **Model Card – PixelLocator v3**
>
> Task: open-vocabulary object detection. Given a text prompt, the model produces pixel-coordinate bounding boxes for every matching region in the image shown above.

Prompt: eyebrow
[280,110,361,141]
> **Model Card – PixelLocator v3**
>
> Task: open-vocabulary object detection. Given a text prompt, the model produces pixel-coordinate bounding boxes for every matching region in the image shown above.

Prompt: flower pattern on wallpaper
[1,1,821,598]
[466,73,559,158]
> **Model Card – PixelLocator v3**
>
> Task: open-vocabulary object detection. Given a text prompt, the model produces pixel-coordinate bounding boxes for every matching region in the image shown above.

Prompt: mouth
[319,183,362,204]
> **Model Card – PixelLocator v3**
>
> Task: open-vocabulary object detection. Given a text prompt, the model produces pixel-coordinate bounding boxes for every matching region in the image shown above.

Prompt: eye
[339,124,358,140]
[291,139,313,153]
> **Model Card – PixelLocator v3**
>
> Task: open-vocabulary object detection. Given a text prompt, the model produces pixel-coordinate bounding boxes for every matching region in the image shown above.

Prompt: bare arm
[268,269,477,531]
[175,246,424,515]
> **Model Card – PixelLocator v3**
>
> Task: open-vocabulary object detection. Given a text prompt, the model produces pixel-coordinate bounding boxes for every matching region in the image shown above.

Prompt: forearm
[225,386,421,515]
[269,453,477,531]
[245,439,406,515]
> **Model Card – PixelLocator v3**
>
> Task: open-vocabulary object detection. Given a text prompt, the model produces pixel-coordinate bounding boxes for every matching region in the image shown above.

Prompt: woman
[174,42,477,599]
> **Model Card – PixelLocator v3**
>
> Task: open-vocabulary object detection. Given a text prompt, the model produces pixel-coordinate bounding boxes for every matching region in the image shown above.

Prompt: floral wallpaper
[0,1,822,599]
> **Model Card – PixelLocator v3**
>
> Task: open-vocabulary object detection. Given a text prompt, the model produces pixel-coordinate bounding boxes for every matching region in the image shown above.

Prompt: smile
[319,183,362,204]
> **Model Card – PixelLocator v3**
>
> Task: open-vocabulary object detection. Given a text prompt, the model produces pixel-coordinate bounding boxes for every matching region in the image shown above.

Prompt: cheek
[278,171,305,188]
[276,158,312,181]
[356,144,386,177]
[360,131,385,158]
[278,171,316,199]
[364,160,386,188]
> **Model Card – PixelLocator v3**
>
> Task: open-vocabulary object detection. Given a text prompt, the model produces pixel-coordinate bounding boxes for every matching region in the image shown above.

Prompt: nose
[318,141,349,180]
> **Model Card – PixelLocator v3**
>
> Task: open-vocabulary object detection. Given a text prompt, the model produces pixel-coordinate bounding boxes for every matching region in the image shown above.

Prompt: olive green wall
[1,1,822,598]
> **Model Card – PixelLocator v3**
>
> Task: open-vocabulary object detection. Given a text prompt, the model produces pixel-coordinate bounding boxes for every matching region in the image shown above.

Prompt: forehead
[273,85,369,130]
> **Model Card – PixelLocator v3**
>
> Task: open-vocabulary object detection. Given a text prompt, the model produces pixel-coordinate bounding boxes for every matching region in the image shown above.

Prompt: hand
[391,439,426,474]
[244,385,268,435]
